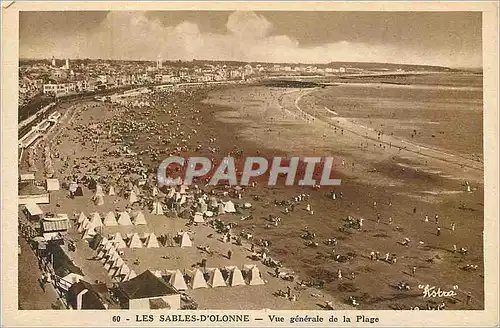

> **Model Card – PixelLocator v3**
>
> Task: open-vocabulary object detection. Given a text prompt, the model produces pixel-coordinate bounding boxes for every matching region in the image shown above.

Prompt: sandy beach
[19,72,484,311]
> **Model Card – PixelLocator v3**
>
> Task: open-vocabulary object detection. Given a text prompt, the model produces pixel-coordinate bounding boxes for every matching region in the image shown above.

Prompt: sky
[19,11,482,68]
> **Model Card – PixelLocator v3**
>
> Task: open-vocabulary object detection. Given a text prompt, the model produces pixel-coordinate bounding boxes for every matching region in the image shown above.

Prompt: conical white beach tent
[77,212,87,224]
[123,270,137,281]
[228,266,246,287]
[245,265,265,285]
[89,212,103,228]
[151,201,164,215]
[82,226,97,239]
[115,263,130,281]
[180,232,192,248]
[217,204,225,215]
[223,200,236,213]
[209,197,218,208]
[108,185,116,196]
[78,218,90,233]
[94,184,104,197]
[169,269,188,290]
[112,232,127,249]
[94,194,105,206]
[167,187,176,199]
[117,212,133,226]
[208,268,227,288]
[128,190,138,204]
[109,257,124,276]
[112,257,124,270]
[104,252,119,271]
[100,248,112,264]
[128,233,143,248]
[133,211,147,225]
[190,268,208,289]
[97,237,109,250]
[179,184,188,194]
[103,212,118,226]
[96,248,107,260]
[144,232,160,248]
[199,201,208,214]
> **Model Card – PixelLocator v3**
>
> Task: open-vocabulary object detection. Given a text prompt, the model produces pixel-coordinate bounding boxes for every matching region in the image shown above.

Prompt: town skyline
[20,57,461,70]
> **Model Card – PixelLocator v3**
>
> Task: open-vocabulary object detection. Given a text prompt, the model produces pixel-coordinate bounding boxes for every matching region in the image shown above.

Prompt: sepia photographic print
[1,1,498,327]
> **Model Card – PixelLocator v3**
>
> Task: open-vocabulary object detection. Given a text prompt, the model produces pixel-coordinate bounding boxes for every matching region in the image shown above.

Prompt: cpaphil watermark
[157,156,342,188]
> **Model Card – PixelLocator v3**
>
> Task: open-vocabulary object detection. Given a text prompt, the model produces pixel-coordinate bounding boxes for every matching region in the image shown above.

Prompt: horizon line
[19,57,485,70]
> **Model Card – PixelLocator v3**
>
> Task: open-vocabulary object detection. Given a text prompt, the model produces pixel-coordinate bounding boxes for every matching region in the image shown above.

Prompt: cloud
[20,11,482,67]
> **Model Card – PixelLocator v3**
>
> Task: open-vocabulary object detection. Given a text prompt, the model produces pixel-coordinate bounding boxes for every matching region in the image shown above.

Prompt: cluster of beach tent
[77,211,147,239]
[107,231,159,249]
[151,265,265,291]
[89,183,143,206]
[99,230,193,249]
[90,184,115,206]
[149,185,240,221]
[95,237,136,282]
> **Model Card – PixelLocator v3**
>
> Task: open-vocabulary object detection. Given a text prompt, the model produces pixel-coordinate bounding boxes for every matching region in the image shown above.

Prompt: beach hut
[115,263,131,281]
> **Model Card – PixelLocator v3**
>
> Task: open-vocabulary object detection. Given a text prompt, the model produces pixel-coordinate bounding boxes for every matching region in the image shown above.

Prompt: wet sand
[202,80,484,310]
